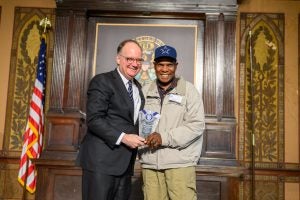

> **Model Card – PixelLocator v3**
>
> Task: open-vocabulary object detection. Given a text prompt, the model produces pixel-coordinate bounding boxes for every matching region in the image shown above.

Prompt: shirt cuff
[116,132,125,145]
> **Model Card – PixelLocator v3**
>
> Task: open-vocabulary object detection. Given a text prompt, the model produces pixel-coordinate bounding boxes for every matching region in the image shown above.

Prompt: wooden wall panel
[203,16,218,116]
[200,13,237,166]
[46,115,80,151]
[56,0,239,13]
[65,15,86,109]
[223,19,236,117]
[50,11,87,111]
[203,14,236,119]
[53,175,81,200]
[200,118,237,166]
[50,15,69,109]
[35,166,82,200]
[0,159,36,199]
[197,175,239,200]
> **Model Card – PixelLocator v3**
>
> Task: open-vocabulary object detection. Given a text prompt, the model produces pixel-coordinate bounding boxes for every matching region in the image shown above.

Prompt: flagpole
[249,29,255,200]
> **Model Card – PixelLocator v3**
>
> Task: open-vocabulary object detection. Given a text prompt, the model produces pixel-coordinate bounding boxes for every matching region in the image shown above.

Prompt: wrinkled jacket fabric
[139,77,205,170]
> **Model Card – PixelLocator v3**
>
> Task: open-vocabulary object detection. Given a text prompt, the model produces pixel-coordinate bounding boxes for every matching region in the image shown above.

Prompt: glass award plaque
[139,109,160,138]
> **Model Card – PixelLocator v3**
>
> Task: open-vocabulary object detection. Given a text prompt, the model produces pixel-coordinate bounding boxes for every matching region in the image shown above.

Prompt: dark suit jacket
[77,68,145,176]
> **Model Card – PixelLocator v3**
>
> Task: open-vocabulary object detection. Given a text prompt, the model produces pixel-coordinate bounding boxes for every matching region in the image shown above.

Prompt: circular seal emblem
[145,113,153,121]
[135,36,165,86]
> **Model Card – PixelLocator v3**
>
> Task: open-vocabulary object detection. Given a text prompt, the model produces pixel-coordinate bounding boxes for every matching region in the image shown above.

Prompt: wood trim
[56,0,239,14]
[216,13,225,120]
[86,10,206,20]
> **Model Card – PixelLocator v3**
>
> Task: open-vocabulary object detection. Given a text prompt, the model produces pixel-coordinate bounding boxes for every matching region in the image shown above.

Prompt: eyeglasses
[119,54,144,65]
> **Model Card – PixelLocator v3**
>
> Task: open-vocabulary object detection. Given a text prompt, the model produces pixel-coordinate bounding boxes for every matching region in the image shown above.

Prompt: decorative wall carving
[239,13,300,200]
[239,13,285,167]
[3,8,54,155]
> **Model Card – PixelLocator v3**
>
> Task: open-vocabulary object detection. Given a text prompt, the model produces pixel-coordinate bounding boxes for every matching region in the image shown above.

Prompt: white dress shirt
[116,68,141,144]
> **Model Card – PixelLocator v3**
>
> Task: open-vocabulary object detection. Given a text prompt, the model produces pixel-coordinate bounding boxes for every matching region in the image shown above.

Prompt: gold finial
[39,17,51,33]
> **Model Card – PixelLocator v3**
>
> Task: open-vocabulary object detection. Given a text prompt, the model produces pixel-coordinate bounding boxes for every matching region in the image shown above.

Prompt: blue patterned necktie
[127,80,134,102]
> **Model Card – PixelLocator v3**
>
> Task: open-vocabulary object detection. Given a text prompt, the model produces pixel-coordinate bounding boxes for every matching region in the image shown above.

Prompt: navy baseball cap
[154,45,177,62]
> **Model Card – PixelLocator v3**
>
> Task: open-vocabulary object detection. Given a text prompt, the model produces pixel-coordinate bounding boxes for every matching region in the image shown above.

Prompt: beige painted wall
[285,182,300,200]
[0,0,56,149]
[237,0,299,164]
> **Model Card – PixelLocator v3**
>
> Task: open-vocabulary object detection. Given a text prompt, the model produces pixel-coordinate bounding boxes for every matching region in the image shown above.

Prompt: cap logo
[160,46,171,55]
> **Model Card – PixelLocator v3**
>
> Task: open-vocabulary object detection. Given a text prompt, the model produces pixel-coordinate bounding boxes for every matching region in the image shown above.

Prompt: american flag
[18,37,47,193]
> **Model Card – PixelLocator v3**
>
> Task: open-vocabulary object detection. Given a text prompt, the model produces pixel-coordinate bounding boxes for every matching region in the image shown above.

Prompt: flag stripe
[18,37,46,193]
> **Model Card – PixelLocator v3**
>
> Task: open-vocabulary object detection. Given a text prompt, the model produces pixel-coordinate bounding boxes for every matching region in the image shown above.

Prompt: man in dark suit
[77,39,146,200]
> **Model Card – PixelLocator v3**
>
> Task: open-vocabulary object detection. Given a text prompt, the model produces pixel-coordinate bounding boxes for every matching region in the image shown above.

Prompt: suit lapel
[112,69,135,118]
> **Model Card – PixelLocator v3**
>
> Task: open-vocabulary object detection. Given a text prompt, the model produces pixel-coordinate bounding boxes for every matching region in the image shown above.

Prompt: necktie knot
[127,80,134,102]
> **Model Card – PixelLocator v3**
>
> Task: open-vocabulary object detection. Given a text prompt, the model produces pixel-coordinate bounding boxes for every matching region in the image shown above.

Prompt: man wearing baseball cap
[139,45,205,200]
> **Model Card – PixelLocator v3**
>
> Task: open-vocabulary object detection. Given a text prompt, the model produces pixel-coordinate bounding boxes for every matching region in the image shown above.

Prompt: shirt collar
[117,67,131,85]
[157,77,178,93]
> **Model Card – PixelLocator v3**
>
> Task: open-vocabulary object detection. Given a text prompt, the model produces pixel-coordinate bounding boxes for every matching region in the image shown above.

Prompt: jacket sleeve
[86,75,121,148]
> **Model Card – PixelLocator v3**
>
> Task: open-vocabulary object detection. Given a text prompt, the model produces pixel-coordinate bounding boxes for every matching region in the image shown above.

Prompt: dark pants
[82,169,132,200]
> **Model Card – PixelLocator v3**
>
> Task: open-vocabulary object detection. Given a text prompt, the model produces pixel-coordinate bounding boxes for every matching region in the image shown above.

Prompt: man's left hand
[146,132,162,149]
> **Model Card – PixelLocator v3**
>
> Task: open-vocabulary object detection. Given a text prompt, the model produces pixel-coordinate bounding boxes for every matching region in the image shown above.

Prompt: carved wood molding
[56,0,239,14]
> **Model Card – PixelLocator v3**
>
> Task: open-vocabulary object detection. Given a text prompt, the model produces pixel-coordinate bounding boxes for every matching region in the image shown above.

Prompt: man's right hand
[145,132,162,149]
[121,134,146,148]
